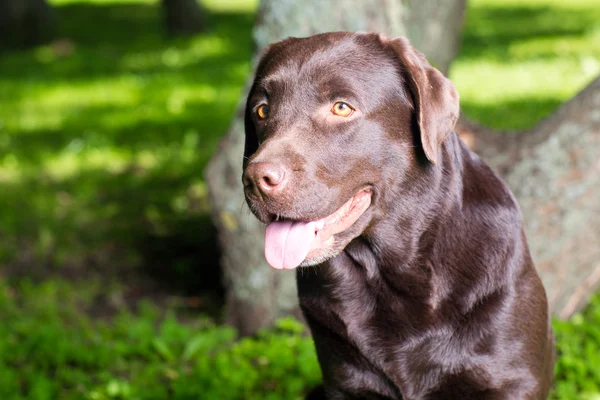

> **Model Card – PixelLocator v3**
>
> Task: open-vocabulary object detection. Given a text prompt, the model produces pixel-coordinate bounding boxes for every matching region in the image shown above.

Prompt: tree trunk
[404,0,466,75]
[456,76,600,319]
[0,0,56,49]
[205,0,467,336]
[161,0,205,37]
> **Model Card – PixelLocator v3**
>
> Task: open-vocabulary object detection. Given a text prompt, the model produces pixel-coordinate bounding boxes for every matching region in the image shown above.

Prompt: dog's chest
[309,296,493,399]
[298,263,481,398]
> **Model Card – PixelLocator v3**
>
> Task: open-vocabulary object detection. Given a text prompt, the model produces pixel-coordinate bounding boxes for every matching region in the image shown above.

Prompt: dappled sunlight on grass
[451,0,600,129]
[203,0,258,13]
[452,58,598,129]
[0,0,255,289]
[120,36,232,70]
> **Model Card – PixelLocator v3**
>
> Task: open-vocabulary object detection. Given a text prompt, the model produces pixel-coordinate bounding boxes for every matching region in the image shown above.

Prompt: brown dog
[242,32,554,399]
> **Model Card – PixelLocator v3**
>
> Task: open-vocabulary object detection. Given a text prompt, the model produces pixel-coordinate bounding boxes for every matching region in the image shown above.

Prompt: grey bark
[457,76,600,318]
[161,0,205,36]
[205,0,467,335]
[0,0,56,49]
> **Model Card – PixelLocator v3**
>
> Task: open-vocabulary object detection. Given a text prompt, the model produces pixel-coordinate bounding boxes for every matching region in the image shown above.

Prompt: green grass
[1,0,600,398]
[451,0,600,130]
[1,277,600,399]
[0,278,321,400]
[0,0,258,296]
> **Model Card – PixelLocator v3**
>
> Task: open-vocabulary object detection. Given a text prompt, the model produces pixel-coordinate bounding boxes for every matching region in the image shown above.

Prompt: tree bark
[456,76,600,318]
[161,0,205,37]
[0,0,56,49]
[205,0,467,336]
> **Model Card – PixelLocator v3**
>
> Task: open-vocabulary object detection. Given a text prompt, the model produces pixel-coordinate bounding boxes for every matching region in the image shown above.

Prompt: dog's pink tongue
[265,220,317,269]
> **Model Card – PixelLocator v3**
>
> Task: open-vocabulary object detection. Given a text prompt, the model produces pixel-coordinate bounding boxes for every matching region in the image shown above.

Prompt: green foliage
[552,293,600,399]
[2,277,600,399]
[0,278,321,400]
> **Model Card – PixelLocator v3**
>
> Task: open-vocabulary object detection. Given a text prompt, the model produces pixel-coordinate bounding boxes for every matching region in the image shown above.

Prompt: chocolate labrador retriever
[242,32,554,399]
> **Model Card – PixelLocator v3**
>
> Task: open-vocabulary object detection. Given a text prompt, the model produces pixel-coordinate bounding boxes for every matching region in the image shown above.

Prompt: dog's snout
[243,162,288,198]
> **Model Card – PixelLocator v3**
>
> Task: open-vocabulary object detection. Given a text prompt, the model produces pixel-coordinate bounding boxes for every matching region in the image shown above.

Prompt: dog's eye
[256,104,270,120]
[332,102,354,117]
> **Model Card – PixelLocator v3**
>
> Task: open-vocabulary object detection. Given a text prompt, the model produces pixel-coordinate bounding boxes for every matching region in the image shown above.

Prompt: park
[1,0,600,398]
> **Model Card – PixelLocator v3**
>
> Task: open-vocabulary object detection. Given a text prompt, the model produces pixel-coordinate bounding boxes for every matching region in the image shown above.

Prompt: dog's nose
[243,162,288,197]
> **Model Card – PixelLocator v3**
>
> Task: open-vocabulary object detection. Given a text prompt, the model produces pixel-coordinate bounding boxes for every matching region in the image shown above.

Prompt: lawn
[452,0,600,130]
[0,0,600,398]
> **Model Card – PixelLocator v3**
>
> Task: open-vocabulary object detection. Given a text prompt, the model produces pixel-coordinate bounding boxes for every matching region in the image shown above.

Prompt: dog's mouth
[264,188,372,269]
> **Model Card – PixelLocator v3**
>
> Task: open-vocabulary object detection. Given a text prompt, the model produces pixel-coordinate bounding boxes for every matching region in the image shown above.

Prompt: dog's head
[242,32,459,270]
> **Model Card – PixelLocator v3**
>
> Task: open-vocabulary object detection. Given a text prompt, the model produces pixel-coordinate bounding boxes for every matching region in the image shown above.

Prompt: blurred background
[0,0,599,399]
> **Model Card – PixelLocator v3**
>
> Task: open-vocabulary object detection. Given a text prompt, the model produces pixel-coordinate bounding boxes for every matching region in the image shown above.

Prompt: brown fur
[242,32,554,399]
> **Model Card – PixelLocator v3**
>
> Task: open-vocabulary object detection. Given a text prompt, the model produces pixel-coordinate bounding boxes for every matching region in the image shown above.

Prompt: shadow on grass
[0,2,255,81]
[0,1,256,315]
[460,96,564,131]
[460,4,600,61]
[5,97,240,165]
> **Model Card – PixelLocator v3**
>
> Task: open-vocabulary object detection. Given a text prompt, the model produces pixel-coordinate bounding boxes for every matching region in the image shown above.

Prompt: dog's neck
[332,132,515,314]
[312,132,477,311]
[297,132,513,345]
[364,132,465,265]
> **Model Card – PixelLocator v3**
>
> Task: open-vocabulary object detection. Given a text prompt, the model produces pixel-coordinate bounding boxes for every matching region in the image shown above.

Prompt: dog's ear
[386,37,459,165]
